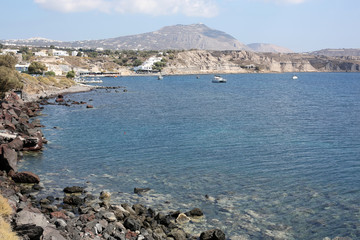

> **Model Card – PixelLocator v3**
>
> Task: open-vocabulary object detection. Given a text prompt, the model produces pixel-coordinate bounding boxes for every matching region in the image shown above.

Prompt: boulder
[23,133,43,151]
[63,195,83,206]
[0,144,18,172]
[86,105,93,108]
[43,226,67,240]
[16,209,48,228]
[8,137,24,151]
[124,217,142,231]
[134,187,151,194]
[186,208,204,217]
[200,229,226,240]
[14,224,44,240]
[176,213,190,224]
[169,228,187,240]
[63,186,85,194]
[12,171,40,184]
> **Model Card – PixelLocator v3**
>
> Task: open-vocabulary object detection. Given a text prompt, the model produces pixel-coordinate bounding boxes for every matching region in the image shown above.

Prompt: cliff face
[163,50,360,74]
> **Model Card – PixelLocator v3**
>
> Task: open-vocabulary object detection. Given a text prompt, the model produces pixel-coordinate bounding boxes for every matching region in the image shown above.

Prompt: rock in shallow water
[63,186,84,194]
[12,171,40,184]
[200,229,226,240]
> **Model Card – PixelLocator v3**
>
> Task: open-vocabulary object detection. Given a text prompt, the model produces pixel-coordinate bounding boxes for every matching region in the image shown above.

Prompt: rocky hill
[310,48,360,57]
[247,43,293,53]
[1,24,249,51]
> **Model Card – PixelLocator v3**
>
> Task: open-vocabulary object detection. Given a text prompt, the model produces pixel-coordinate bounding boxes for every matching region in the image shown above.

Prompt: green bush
[0,55,23,98]
[66,70,75,79]
[28,62,47,74]
[45,71,56,76]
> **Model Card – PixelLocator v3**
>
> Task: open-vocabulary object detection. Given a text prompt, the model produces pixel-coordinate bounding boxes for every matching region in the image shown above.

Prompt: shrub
[28,62,47,74]
[66,70,75,79]
[0,66,23,98]
[44,71,56,76]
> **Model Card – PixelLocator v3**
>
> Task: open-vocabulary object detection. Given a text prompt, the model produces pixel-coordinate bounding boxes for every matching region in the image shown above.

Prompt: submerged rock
[134,187,151,194]
[63,186,85,194]
[200,229,226,240]
[12,171,40,184]
[186,208,204,217]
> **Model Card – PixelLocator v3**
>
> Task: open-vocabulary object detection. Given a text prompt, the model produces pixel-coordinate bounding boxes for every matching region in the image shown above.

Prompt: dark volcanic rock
[124,217,142,231]
[63,186,85,194]
[8,137,24,151]
[134,187,151,194]
[200,229,226,240]
[0,144,18,172]
[63,195,83,206]
[12,171,40,183]
[14,224,44,240]
[186,208,204,217]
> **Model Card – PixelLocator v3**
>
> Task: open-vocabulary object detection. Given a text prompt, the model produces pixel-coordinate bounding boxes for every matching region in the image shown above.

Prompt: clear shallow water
[20,73,360,239]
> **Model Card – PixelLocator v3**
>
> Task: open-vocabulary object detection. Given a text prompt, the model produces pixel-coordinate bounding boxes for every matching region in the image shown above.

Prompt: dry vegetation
[21,73,75,95]
[0,195,19,240]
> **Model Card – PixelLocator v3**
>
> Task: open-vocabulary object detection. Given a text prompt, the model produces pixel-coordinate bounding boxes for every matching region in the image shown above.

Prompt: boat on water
[292,75,298,80]
[158,74,163,80]
[212,75,227,83]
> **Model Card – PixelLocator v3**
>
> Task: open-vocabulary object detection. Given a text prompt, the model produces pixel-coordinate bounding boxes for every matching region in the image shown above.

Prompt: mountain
[1,24,250,51]
[247,43,293,53]
[309,48,360,57]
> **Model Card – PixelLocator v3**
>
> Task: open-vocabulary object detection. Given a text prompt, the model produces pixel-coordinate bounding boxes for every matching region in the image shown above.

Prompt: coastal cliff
[162,50,360,74]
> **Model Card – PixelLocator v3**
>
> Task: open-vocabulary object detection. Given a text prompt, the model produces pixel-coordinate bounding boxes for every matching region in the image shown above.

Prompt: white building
[133,56,163,72]
[15,64,30,72]
[34,50,48,57]
[1,49,18,55]
[71,51,78,56]
[51,50,69,57]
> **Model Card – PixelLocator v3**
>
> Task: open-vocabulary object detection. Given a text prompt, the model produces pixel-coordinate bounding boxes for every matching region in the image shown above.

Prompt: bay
[20,73,360,239]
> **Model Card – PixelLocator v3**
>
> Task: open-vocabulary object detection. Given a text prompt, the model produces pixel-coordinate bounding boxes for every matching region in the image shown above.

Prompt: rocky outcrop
[0,92,44,186]
[163,50,360,74]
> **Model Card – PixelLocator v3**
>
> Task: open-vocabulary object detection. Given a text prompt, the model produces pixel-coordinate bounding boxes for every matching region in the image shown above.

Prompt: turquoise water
[20,73,360,239]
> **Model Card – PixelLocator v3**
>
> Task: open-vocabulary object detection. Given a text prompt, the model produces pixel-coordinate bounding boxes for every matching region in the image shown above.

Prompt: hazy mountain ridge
[310,48,360,57]
[1,24,250,51]
[247,43,293,53]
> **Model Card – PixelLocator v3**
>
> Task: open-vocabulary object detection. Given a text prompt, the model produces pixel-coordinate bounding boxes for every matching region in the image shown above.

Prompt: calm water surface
[20,73,360,239]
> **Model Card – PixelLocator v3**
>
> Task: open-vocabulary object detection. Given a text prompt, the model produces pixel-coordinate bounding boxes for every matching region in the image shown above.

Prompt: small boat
[212,75,226,83]
[292,75,298,80]
[158,74,163,80]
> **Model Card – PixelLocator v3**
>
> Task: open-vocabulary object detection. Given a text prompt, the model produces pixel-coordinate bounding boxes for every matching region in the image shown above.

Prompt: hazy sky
[1,0,359,52]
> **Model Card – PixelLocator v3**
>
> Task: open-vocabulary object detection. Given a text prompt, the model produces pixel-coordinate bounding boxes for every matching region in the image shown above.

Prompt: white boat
[158,74,163,80]
[292,75,298,80]
[212,75,226,83]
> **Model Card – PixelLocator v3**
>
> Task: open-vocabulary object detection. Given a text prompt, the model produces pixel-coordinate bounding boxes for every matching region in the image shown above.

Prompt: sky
[1,0,359,52]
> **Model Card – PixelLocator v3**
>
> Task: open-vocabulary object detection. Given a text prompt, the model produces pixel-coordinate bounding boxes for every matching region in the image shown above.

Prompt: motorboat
[158,74,163,80]
[212,75,226,83]
[292,75,298,80]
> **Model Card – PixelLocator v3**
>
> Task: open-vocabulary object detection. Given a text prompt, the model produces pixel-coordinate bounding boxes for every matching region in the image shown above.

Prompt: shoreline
[0,89,225,240]
[22,83,96,103]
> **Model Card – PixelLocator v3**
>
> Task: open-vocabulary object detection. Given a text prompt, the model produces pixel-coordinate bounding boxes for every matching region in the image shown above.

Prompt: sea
[19,73,360,239]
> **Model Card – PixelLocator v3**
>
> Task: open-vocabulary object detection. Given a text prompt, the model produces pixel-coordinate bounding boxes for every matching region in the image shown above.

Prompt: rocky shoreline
[0,90,225,240]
